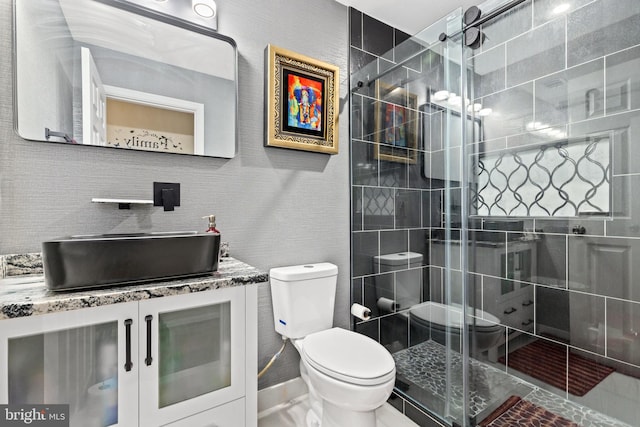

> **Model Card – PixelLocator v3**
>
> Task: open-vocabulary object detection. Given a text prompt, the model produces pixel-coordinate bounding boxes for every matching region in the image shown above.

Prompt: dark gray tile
[351,93,363,140]
[379,157,408,188]
[534,218,605,236]
[533,234,567,288]
[480,1,533,51]
[355,318,379,342]
[379,230,409,261]
[426,190,441,227]
[396,189,421,229]
[481,83,534,140]
[534,59,604,126]
[395,29,424,71]
[408,151,430,190]
[349,7,362,49]
[351,140,377,186]
[352,186,363,231]
[606,175,640,237]
[405,400,446,427]
[429,267,443,303]
[569,109,640,176]
[362,13,394,59]
[352,277,363,305]
[387,392,404,414]
[364,274,390,318]
[409,229,429,267]
[568,235,640,302]
[353,231,378,277]
[535,286,570,335]
[607,298,640,366]
[350,47,377,78]
[363,187,394,230]
[533,0,595,27]
[507,18,566,88]
[430,110,443,151]
[567,0,640,67]
[380,312,408,353]
[606,44,640,115]
[566,291,606,354]
[469,45,506,99]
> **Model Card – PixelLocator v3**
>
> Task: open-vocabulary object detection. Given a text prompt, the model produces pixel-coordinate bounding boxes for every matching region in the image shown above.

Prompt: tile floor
[257,395,419,427]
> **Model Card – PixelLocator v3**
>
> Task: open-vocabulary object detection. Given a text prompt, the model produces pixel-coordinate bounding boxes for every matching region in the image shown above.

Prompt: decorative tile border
[0,256,6,279]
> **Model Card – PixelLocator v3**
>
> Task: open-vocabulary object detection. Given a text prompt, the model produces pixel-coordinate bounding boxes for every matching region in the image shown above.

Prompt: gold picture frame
[265,44,339,154]
[373,81,419,164]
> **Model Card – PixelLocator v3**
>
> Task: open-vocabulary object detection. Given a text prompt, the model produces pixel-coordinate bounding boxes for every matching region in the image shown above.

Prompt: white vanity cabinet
[0,285,257,427]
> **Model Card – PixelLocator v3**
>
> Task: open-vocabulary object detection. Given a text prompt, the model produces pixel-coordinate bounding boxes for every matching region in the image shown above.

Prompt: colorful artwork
[266,44,339,154]
[287,74,323,131]
[384,104,407,147]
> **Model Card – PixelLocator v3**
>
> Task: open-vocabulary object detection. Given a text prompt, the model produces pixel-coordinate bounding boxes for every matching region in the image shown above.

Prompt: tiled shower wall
[349,8,448,427]
[351,0,640,425]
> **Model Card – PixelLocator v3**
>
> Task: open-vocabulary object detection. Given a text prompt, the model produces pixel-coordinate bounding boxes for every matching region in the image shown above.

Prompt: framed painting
[374,81,419,163]
[265,44,339,154]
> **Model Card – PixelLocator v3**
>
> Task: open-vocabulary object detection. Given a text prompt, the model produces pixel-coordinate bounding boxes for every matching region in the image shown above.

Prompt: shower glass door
[463,0,640,426]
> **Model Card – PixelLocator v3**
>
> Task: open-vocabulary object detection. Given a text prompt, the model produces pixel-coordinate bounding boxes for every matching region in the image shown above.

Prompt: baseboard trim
[257,377,308,414]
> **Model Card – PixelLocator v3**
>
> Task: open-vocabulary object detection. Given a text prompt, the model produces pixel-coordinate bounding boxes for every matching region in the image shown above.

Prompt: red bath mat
[479,396,578,427]
[499,339,614,396]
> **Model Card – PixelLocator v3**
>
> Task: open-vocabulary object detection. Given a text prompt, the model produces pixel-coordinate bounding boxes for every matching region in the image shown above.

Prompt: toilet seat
[300,328,395,386]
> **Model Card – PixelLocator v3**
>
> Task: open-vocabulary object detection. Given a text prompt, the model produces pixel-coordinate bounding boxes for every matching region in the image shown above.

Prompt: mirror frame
[12,0,239,158]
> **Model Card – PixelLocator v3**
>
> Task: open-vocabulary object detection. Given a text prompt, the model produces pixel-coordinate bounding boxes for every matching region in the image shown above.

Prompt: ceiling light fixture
[192,0,216,18]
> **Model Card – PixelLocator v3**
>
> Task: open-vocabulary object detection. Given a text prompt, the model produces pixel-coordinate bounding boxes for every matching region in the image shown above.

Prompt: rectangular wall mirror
[14,0,238,158]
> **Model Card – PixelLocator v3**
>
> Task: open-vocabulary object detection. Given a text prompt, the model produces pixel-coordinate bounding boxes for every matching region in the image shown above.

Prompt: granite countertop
[0,256,268,320]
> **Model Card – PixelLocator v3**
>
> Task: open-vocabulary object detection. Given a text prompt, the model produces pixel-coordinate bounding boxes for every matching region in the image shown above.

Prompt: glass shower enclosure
[350,0,640,426]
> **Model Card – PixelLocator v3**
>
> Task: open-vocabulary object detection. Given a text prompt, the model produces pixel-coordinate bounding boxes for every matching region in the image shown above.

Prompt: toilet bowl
[410,301,503,353]
[270,263,396,427]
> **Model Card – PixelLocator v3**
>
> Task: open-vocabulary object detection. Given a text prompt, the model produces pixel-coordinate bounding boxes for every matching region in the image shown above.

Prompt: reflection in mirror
[14,0,237,158]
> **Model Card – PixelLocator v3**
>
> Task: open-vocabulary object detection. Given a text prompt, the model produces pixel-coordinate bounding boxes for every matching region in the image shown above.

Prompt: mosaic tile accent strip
[0,256,6,279]
[472,136,611,217]
[5,253,42,276]
[0,257,267,319]
[392,340,630,427]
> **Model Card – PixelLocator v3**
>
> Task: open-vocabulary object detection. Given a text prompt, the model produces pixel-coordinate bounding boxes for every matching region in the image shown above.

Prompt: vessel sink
[42,232,220,291]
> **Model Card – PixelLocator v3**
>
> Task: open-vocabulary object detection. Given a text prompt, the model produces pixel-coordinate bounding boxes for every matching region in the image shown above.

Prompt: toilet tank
[270,263,338,339]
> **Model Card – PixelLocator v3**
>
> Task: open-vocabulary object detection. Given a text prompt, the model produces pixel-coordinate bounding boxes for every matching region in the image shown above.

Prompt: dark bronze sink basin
[42,232,220,291]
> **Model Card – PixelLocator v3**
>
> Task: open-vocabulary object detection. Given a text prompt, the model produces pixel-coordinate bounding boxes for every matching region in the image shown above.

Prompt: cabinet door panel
[0,303,139,427]
[139,287,245,427]
[162,398,245,427]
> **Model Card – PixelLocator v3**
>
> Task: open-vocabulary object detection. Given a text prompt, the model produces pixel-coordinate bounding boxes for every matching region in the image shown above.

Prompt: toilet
[409,301,503,353]
[270,263,396,427]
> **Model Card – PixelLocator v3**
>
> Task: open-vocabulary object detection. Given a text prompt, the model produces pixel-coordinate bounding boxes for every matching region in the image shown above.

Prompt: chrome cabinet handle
[522,300,533,307]
[521,319,533,327]
[504,307,517,315]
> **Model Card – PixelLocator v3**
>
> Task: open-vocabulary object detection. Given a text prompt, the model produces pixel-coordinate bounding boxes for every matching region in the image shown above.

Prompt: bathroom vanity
[0,256,265,427]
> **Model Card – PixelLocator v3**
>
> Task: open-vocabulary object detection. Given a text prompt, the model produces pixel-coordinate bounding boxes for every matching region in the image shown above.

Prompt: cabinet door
[0,302,139,427]
[139,287,245,426]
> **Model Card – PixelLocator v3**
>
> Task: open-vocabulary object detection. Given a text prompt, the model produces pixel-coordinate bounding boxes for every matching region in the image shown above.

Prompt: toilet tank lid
[270,263,338,281]
[373,251,423,266]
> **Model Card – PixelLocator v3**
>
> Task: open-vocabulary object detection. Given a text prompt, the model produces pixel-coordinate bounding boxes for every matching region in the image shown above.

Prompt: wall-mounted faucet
[153,182,181,211]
